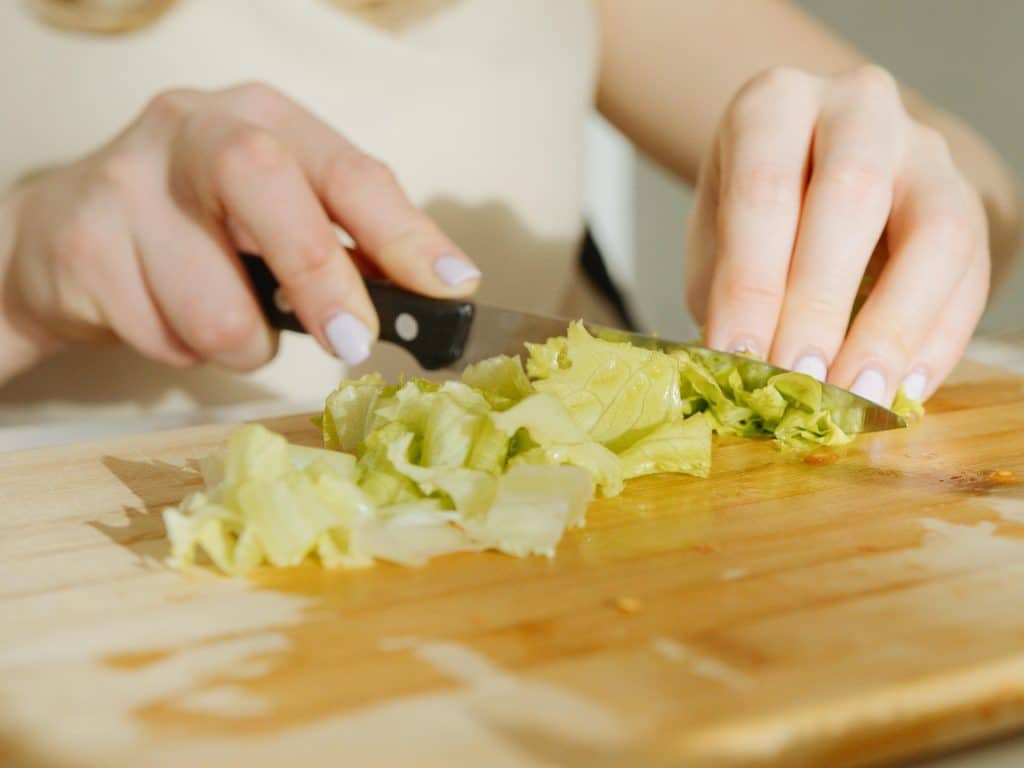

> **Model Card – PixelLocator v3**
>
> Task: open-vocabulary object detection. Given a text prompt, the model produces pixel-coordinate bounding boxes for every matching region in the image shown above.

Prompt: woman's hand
[685,65,989,406]
[2,82,479,378]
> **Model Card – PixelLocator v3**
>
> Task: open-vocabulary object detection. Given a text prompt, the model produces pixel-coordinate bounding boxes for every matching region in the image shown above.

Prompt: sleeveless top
[0,0,611,427]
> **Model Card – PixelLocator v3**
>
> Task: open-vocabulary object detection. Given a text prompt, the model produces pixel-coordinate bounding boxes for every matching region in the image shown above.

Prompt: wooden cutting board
[4,357,1024,768]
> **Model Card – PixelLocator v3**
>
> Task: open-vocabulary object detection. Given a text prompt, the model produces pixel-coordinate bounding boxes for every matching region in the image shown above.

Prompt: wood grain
[3,360,1024,767]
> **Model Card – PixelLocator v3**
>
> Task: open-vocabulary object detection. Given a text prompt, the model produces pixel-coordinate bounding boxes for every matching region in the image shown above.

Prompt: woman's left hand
[685,64,989,406]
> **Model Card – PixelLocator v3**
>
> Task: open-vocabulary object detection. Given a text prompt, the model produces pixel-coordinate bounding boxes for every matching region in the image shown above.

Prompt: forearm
[595,0,1021,281]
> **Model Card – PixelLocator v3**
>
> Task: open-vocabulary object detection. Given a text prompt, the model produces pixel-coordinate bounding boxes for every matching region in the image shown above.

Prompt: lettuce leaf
[351,501,481,567]
[386,431,499,518]
[512,442,624,497]
[167,318,912,577]
[164,425,374,574]
[491,393,590,446]
[461,355,534,408]
[527,322,683,450]
[678,358,758,436]
[617,413,712,479]
[323,373,393,452]
[462,465,594,557]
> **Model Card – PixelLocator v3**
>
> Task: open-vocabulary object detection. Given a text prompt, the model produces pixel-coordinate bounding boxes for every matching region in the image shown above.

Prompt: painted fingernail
[793,353,828,382]
[851,368,887,406]
[433,255,481,286]
[324,313,373,365]
[728,338,762,359]
[901,370,927,401]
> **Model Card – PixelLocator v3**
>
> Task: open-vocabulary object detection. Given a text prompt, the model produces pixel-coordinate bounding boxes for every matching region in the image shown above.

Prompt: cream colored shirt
[0,0,610,426]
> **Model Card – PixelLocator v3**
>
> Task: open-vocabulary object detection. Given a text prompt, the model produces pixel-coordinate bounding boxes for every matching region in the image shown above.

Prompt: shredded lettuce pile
[164,322,921,575]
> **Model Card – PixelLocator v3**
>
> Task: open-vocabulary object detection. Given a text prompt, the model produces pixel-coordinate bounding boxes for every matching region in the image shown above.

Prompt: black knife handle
[240,253,475,370]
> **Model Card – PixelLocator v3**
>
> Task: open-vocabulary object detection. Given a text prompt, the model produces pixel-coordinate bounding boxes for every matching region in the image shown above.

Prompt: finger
[38,188,196,364]
[225,216,260,253]
[220,83,481,297]
[704,67,821,358]
[137,205,279,371]
[769,66,906,382]
[186,116,377,365]
[84,236,197,367]
[828,141,983,404]
[900,247,989,402]
[683,151,720,325]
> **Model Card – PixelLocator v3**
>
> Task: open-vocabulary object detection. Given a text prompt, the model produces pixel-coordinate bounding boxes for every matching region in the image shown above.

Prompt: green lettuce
[166,319,915,576]
[165,425,374,574]
[527,323,683,450]
[462,355,534,408]
[618,413,712,479]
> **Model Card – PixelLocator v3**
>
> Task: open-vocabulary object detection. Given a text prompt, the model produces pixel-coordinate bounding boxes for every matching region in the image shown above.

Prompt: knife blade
[241,254,905,434]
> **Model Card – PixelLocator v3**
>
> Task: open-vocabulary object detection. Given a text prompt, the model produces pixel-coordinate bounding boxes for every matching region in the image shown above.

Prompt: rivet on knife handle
[240,253,475,370]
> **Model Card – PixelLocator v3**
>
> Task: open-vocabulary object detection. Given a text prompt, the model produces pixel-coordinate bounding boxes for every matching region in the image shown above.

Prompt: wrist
[0,186,62,386]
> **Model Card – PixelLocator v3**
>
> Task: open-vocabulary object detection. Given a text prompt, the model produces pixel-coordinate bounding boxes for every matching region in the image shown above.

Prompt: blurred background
[586,0,1024,340]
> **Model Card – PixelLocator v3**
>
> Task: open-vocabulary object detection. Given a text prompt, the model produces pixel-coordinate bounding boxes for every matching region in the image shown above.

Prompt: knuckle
[348,153,398,189]
[799,293,854,329]
[914,123,953,162]
[142,88,199,125]
[223,81,286,121]
[814,157,891,208]
[724,162,799,211]
[846,64,900,102]
[856,316,915,363]
[282,237,337,283]
[745,65,813,98]
[723,67,818,142]
[187,301,259,354]
[212,125,287,185]
[321,152,398,203]
[50,216,105,276]
[720,272,784,308]
[91,150,149,195]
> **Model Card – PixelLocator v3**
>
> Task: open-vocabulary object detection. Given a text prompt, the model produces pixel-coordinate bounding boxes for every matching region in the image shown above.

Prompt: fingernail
[324,313,373,365]
[901,370,927,401]
[433,255,481,286]
[851,368,887,406]
[793,353,828,382]
[728,338,761,359]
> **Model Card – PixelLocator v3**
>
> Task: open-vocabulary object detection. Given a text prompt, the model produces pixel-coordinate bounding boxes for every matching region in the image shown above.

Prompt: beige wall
[621,0,1024,339]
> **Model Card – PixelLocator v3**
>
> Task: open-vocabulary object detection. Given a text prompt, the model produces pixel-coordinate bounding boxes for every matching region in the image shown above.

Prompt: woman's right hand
[1,83,480,378]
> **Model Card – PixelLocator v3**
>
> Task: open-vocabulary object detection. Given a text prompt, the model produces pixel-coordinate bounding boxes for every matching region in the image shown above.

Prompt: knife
[241,255,905,434]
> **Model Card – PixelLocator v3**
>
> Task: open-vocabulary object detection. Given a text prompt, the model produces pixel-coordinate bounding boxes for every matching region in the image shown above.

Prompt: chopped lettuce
[462,355,534,408]
[491,393,590,445]
[322,373,392,452]
[677,353,857,451]
[462,465,594,557]
[678,358,758,436]
[351,501,480,567]
[386,431,499,518]
[617,414,712,479]
[166,318,918,576]
[164,425,591,574]
[165,425,374,574]
[527,323,683,450]
[512,442,624,497]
